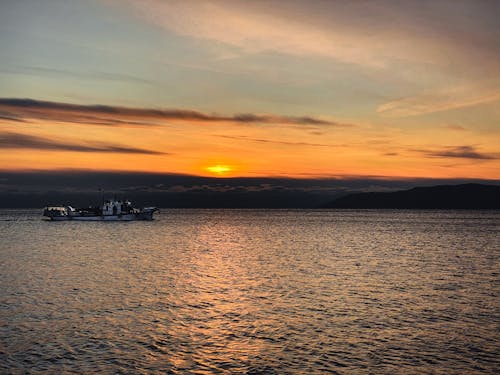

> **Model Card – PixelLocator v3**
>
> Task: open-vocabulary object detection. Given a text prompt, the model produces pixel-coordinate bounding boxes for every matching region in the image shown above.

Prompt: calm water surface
[1,209,499,374]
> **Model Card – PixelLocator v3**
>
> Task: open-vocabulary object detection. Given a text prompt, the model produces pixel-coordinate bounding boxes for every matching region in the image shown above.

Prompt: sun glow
[206,164,233,176]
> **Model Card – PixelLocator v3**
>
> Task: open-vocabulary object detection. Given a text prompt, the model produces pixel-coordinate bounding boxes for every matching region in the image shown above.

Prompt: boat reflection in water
[43,199,158,221]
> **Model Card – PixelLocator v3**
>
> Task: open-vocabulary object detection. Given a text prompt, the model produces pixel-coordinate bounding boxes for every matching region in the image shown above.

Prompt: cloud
[0,98,342,127]
[444,124,467,131]
[0,131,167,155]
[117,0,500,72]
[120,0,386,67]
[213,135,344,148]
[1,65,153,85]
[419,146,497,160]
[0,112,26,122]
[377,84,500,117]
[3,169,496,193]
[231,114,341,126]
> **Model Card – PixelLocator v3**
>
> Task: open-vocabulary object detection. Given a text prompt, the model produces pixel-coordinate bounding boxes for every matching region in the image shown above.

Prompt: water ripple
[1,209,499,373]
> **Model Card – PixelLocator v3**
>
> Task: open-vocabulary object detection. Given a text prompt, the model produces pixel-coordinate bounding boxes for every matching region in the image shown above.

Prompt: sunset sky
[1,0,499,179]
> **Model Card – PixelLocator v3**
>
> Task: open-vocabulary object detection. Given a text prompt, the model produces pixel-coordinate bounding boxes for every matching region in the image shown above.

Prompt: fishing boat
[43,199,158,221]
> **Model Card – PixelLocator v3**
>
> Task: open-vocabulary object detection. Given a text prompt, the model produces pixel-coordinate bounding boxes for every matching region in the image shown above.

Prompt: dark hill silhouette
[323,184,500,209]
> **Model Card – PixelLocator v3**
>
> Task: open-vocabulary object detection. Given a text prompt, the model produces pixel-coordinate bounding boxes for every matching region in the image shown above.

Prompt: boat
[43,199,159,221]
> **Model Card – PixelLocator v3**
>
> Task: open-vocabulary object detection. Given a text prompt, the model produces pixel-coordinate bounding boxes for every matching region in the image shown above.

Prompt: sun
[205,164,233,176]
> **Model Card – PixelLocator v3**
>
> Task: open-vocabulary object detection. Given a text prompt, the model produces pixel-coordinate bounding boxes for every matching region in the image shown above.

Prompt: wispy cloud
[377,84,500,117]
[118,0,500,72]
[418,146,497,160]
[0,98,343,127]
[0,131,167,155]
[1,65,153,85]
[121,0,388,67]
[213,135,344,148]
[0,112,26,123]
[444,124,467,131]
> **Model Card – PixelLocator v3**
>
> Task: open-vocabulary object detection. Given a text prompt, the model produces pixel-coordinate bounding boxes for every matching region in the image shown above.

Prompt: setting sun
[206,165,233,176]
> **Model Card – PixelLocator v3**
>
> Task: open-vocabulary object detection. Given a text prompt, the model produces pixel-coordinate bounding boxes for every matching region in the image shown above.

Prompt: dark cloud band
[0,98,346,127]
[420,146,496,160]
[0,131,167,155]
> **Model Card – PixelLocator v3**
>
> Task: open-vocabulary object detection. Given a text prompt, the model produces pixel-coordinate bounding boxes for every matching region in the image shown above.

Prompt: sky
[1,0,499,180]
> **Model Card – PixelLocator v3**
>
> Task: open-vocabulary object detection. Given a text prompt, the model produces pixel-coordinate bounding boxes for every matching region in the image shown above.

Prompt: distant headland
[323,184,500,209]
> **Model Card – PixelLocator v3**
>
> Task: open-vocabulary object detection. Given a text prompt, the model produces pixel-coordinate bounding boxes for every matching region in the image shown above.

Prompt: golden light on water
[206,164,233,176]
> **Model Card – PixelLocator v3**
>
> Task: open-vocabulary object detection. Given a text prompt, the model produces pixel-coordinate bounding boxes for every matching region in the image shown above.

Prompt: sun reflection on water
[164,220,272,369]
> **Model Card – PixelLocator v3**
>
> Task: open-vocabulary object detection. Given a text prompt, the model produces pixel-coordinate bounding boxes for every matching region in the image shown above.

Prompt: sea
[0,209,499,374]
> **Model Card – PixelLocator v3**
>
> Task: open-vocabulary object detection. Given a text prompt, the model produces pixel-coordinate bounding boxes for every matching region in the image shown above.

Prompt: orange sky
[1,99,499,179]
[0,1,499,179]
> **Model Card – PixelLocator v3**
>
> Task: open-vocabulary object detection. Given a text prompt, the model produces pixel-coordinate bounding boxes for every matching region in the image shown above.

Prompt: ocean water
[0,209,499,374]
